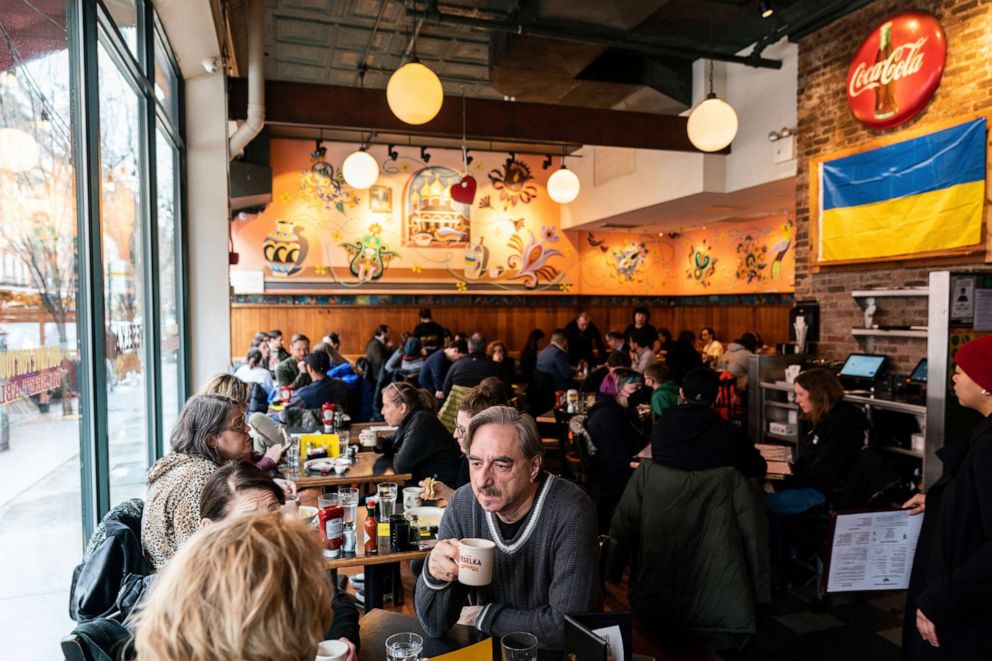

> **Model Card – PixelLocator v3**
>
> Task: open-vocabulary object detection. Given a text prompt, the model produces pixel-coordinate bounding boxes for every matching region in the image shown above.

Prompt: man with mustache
[414,406,600,651]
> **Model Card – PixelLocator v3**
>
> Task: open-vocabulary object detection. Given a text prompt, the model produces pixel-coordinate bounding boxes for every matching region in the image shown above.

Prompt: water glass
[337,429,350,448]
[285,443,300,474]
[501,632,538,661]
[385,632,423,661]
[338,487,360,525]
[378,482,398,519]
[317,493,340,511]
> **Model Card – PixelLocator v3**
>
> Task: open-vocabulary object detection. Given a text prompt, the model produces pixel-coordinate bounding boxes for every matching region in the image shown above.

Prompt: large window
[0,0,186,655]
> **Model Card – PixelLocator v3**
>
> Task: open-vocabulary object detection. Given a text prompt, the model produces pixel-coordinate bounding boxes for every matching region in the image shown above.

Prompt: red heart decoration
[450,175,477,205]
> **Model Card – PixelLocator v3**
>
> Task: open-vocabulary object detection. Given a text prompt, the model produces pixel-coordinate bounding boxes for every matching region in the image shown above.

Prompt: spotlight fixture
[311,139,326,160]
[760,0,773,18]
[420,146,431,163]
[505,152,516,168]
[767,127,796,142]
[686,60,739,152]
[387,144,398,161]
[542,154,553,170]
[465,149,474,166]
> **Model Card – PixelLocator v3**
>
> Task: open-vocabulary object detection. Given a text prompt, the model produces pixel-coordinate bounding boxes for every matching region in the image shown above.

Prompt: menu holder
[821,508,924,594]
[564,613,632,661]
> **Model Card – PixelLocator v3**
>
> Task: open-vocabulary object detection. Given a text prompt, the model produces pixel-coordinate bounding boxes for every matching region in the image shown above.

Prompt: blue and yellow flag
[819,118,986,262]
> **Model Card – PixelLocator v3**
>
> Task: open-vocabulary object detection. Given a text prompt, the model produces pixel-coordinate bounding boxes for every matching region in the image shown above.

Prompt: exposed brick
[796,0,992,373]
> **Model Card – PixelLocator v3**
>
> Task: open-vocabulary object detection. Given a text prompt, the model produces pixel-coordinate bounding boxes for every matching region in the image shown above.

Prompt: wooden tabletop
[281,451,412,489]
[321,500,437,570]
[358,609,490,661]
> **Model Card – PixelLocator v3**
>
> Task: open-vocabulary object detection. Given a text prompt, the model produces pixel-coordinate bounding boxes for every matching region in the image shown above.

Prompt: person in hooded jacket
[717,332,759,392]
[901,335,992,659]
[763,368,868,515]
[586,369,650,533]
[651,368,766,477]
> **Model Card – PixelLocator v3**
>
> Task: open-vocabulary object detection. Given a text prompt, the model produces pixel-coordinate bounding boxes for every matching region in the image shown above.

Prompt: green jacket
[650,381,679,416]
[275,356,311,389]
[606,462,770,635]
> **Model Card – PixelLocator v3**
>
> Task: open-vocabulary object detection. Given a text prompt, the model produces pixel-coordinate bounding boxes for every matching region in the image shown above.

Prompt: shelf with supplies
[851,288,929,298]
[850,328,928,338]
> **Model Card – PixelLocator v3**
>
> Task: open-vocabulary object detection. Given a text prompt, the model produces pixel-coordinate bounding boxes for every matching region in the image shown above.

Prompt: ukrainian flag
[819,118,986,262]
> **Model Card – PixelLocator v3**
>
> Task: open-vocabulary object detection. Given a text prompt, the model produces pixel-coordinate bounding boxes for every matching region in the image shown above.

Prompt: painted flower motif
[559,282,571,292]
[368,223,383,237]
[401,163,410,172]
[455,280,468,292]
[411,264,423,274]
[540,225,559,243]
[314,265,327,275]
[564,246,575,256]
[330,229,343,242]
[279,192,292,204]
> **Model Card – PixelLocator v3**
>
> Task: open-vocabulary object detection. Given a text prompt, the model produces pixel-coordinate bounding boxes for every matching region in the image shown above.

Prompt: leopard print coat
[140,452,218,570]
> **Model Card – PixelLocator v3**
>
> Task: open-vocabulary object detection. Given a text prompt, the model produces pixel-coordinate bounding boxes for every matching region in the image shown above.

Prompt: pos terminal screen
[839,354,886,380]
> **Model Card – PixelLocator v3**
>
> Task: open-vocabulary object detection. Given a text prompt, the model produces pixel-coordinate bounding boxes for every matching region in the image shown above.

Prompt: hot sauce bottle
[363,498,378,555]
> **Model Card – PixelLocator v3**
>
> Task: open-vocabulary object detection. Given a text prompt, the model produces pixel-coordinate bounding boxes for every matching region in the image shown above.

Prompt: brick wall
[795,0,992,372]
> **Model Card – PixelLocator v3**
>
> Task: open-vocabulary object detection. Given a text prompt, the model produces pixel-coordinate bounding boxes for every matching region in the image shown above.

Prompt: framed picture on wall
[370,185,392,213]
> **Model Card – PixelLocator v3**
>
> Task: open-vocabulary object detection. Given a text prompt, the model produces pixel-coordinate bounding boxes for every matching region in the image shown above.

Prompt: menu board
[822,509,923,593]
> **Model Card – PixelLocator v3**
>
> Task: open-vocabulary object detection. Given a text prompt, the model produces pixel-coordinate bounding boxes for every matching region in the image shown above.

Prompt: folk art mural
[231,140,795,295]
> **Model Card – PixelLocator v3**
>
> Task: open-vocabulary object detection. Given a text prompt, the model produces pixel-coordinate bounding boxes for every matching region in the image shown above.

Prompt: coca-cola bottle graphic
[874,22,898,120]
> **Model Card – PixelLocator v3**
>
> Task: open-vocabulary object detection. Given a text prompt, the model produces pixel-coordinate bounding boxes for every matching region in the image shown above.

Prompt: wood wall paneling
[230,304,792,359]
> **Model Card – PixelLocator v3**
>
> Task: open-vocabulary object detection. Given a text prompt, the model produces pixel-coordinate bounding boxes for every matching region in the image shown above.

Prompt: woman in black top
[381,381,461,486]
[517,329,545,383]
[901,336,992,659]
[585,368,649,532]
[622,306,659,351]
[764,368,868,514]
[487,340,516,391]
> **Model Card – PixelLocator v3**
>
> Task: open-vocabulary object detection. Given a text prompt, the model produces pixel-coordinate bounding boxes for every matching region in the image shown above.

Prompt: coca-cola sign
[846,12,946,130]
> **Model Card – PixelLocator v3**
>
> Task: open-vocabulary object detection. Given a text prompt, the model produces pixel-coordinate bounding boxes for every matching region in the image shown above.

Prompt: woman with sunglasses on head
[381,381,462,487]
[902,336,992,659]
[142,394,255,570]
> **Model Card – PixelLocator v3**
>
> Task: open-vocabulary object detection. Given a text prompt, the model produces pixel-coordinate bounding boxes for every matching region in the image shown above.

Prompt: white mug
[403,486,423,510]
[458,538,496,586]
[315,639,349,661]
[359,429,377,448]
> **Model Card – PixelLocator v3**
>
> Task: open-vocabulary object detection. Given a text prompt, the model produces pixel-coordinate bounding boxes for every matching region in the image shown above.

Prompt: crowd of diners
[68,306,992,660]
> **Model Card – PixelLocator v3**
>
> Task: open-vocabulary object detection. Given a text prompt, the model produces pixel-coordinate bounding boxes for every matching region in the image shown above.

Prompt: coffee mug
[458,538,496,586]
[315,639,349,661]
[359,429,377,448]
[403,486,423,510]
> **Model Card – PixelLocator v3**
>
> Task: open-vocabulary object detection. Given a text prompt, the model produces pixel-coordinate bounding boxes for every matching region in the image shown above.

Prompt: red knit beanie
[954,335,992,392]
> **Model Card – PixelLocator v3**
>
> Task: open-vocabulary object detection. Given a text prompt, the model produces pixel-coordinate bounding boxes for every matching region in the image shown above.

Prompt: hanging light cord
[708,59,714,96]
[461,93,468,171]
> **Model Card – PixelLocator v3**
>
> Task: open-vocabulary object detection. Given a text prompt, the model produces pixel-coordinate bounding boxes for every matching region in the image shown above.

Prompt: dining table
[281,450,412,492]
[357,609,491,661]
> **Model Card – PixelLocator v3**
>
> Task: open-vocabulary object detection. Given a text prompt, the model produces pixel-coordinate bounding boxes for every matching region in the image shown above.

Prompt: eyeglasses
[454,423,466,438]
[222,411,251,433]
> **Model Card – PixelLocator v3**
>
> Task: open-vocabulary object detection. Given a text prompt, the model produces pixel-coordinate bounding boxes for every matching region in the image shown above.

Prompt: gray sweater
[415,473,601,650]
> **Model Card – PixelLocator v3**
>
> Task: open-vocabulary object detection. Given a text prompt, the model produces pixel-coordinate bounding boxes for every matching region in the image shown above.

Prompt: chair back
[60,634,88,661]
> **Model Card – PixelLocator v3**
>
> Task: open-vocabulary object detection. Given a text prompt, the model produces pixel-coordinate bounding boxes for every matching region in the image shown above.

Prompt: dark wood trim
[228,78,709,153]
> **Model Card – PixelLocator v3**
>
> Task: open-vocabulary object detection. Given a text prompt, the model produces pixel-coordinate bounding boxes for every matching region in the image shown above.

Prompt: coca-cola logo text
[846,12,946,130]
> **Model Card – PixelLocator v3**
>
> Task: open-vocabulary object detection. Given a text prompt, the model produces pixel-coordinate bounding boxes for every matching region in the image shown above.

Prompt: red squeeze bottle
[318,500,344,558]
[363,498,378,555]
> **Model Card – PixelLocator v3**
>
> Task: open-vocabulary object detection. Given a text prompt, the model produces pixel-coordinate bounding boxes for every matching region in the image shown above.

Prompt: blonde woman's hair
[199,373,250,404]
[133,513,333,661]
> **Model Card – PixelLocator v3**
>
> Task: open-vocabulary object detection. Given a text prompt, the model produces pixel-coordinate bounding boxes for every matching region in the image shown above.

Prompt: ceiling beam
[228,78,710,152]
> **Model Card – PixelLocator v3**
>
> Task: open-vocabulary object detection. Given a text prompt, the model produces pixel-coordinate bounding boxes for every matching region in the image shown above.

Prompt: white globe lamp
[342,149,379,189]
[687,93,739,153]
[547,167,580,204]
[386,62,444,125]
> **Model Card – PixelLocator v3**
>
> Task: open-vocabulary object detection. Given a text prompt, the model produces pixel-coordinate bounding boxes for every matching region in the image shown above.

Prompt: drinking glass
[338,487,360,525]
[285,443,300,474]
[501,632,538,661]
[378,482,398,519]
[317,493,340,511]
[337,429,350,448]
[385,632,423,661]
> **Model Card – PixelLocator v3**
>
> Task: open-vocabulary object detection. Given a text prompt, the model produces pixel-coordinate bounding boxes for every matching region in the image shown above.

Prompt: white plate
[405,506,445,528]
[297,505,318,526]
[304,458,335,472]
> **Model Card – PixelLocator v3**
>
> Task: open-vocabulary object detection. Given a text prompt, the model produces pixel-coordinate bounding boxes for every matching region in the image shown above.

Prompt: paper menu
[824,510,923,593]
[591,625,624,661]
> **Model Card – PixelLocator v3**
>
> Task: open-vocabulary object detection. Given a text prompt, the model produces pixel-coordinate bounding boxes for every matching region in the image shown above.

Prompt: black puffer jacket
[783,401,868,494]
[651,404,766,478]
[586,398,648,493]
[385,408,462,486]
[904,413,992,660]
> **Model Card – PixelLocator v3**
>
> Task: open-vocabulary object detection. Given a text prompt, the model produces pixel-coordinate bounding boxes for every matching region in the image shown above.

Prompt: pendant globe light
[547,155,580,204]
[342,142,379,190]
[686,60,739,153]
[387,60,444,125]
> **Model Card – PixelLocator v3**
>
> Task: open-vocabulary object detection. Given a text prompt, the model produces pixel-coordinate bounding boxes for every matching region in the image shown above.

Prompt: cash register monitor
[908,358,928,384]
[839,353,887,381]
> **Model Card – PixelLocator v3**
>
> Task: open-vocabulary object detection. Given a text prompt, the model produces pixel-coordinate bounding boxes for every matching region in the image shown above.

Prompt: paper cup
[315,639,349,661]
[458,538,496,586]
[403,486,423,510]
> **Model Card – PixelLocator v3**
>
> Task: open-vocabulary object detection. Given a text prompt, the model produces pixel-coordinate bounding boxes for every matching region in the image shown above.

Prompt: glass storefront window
[153,32,179,126]
[103,0,139,61]
[156,130,180,446]
[0,1,82,653]
[98,43,149,506]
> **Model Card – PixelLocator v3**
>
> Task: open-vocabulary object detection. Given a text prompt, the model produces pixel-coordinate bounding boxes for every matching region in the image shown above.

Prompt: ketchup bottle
[322,402,336,433]
[318,499,344,558]
[363,498,378,555]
